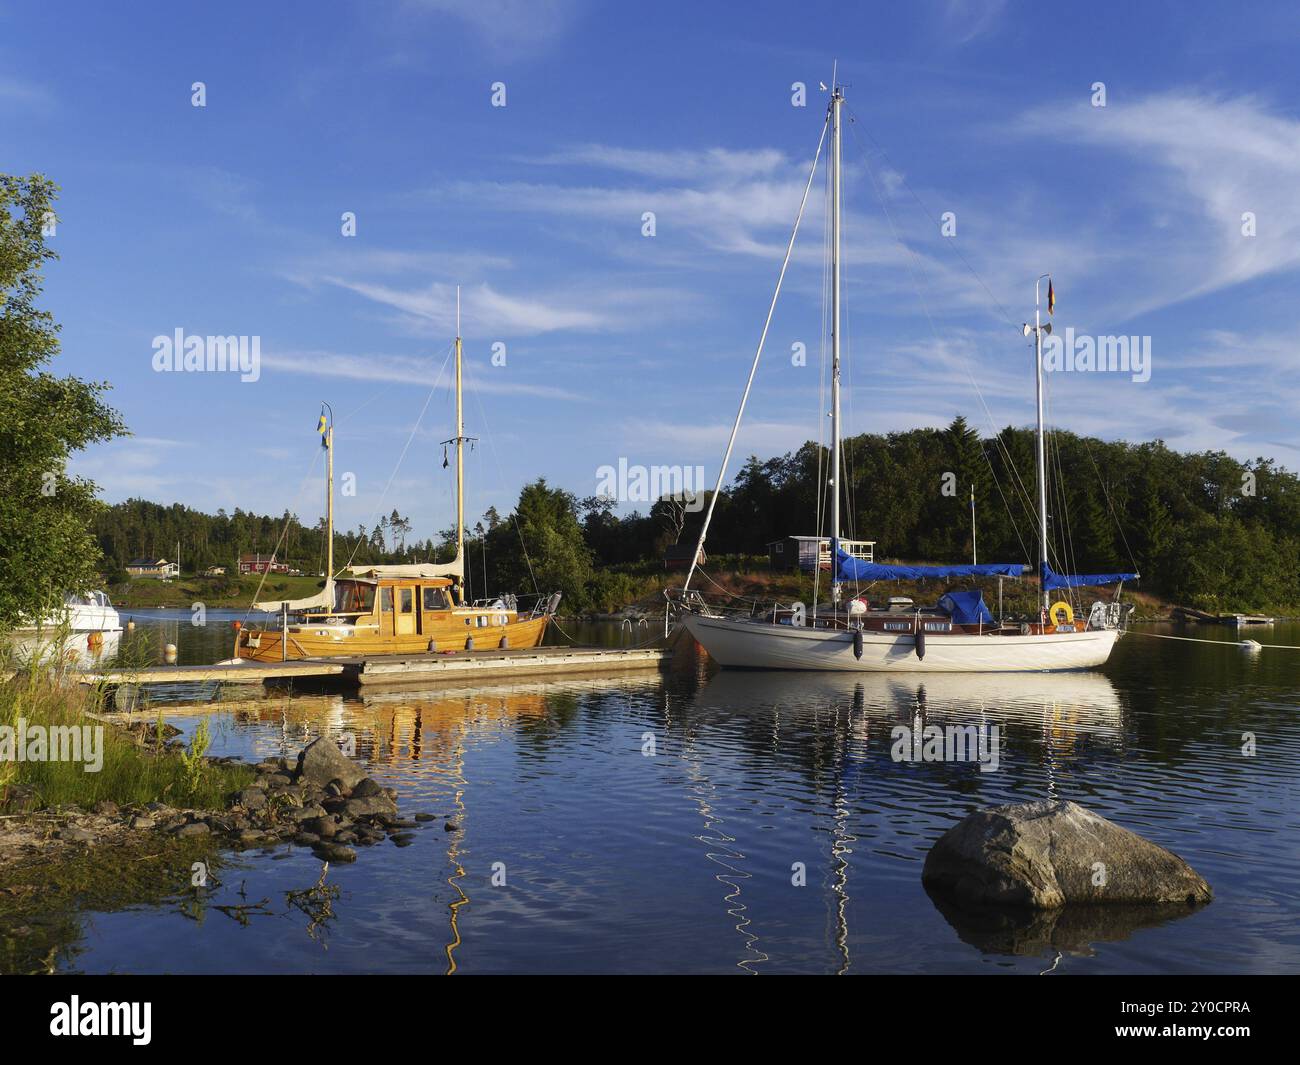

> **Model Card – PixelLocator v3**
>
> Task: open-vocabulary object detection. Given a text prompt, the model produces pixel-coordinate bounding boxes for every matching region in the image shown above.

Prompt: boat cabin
[290,576,515,638]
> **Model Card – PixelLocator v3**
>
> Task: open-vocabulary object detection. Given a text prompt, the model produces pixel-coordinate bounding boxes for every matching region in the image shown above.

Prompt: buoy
[427,638,437,652]
[465,637,474,651]
[853,628,863,660]
[164,643,178,664]
[915,625,926,660]
[499,635,510,649]
[232,620,242,631]
[87,631,103,649]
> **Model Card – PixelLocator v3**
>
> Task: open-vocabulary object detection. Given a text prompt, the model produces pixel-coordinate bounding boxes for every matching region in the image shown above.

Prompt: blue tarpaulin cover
[939,590,995,625]
[1039,562,1138,590]
[836,549,1026,582]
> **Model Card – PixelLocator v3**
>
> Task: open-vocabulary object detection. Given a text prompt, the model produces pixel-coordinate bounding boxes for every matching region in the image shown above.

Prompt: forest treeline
[93,416,1300,614]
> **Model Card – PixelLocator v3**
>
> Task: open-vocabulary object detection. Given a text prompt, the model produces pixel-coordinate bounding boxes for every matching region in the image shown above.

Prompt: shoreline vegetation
[94,417,1300,620]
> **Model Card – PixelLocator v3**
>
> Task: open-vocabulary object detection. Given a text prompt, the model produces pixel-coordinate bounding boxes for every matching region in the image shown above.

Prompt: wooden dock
[76,644,670,695]
[347,645,668,685]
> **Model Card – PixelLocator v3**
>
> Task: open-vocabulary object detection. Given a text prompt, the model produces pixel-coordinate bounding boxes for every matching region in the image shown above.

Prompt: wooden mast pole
[455,286,465,594]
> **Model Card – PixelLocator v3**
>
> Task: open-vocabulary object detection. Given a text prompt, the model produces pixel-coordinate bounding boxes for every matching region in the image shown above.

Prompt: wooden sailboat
[235,307,558,663]
[674,81,1136,673]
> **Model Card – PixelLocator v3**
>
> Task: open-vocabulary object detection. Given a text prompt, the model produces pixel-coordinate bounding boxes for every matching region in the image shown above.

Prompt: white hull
[59,602,123,633]
[681,612,1119,672]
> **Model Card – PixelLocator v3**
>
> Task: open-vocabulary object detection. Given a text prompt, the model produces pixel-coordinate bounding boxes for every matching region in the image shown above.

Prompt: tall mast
[829,83,844,603]
[1032,275,1051,615]
[325,412,334,583]
[455,286,465,572]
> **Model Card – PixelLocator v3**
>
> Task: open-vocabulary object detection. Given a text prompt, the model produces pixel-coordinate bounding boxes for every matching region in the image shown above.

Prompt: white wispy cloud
[1017,91,1300,313]
[939,0,1008,45]
[404,0,581,59]
[318,277,607,335]
[0,73,55,111]
[528,144,790,182]
[263,348,586,400]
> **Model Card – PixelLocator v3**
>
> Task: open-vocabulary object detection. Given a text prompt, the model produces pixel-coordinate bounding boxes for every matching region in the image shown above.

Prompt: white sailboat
[674,80,1136,673]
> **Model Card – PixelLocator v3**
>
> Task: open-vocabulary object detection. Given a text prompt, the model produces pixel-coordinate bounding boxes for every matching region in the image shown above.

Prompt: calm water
[37,612,1300,973]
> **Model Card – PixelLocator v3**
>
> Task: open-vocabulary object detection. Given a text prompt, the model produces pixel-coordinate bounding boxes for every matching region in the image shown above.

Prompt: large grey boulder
[922,800,1212,909]
[296,737,367,791]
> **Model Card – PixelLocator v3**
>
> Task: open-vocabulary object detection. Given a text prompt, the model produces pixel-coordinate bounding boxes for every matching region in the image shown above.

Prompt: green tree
[0,175,126,629]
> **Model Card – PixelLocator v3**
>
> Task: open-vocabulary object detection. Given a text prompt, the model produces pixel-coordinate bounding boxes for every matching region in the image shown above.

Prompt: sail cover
[837,550,1025,581]
[254,579,334,614]
[939,590,995,626]
[1040,563,1138,590]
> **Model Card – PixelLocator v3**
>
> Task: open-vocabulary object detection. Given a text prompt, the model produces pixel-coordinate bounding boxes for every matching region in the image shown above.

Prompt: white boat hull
[681,613,1119,672]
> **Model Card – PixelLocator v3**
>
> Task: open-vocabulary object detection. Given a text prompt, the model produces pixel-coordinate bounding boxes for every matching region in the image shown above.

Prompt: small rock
[414,813,436,823]
[297,737,367,791]
[304,816,338,839]
[287,805,328,823]
[57,825,96,843]
[342,795,397,819]
[351,777,384,799]
[444,821,460,832]
[129,815,156,830]
[93,800,120,817]
[390,833,416,848]
[236,788,267,810]
[313,842,356,863]
[173,822,211,838]
[294,832,321,846]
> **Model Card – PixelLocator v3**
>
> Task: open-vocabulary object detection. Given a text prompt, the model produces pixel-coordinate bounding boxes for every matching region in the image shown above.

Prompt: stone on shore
[922,799,1212,909]
[296,737,367,791]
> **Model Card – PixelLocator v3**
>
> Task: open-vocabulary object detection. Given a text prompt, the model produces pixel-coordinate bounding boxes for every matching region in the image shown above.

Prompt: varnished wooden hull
[235,615,550,662]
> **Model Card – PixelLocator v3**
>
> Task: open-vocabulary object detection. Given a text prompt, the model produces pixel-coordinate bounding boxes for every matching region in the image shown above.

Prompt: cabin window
[423,587,451,611]
[380,587,393,611]
[924,622,951,632]
[399,588,413,613]
[884,621,909,631]
[477,615,489,628]
[334,581,375,613]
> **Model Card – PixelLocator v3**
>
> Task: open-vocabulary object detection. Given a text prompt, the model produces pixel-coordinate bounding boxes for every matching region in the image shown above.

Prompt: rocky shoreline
[0,736,448,873]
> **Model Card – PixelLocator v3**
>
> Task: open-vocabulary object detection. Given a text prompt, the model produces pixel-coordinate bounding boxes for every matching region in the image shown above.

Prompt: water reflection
[23,620,1300,974]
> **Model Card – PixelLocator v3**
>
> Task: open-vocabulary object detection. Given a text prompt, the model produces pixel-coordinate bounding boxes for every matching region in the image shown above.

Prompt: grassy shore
[0,666,252,812]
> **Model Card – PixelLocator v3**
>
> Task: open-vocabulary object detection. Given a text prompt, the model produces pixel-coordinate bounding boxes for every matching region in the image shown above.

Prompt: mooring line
[1128,630,1300,651]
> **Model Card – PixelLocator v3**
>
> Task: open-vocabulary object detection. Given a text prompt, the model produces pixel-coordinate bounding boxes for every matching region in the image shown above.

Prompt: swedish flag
[317,409,328,447]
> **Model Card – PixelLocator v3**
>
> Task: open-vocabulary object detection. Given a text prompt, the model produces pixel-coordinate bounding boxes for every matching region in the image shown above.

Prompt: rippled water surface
[47,614,1300,973]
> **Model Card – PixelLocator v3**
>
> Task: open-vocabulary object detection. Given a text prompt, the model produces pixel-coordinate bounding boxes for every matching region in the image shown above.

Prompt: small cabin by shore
[239,553,290,575]
[126,557,180,579]
[767,535,875,573]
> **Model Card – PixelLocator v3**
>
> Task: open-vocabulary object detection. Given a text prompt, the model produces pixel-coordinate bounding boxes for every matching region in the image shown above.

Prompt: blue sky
[4,0,1299,543]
